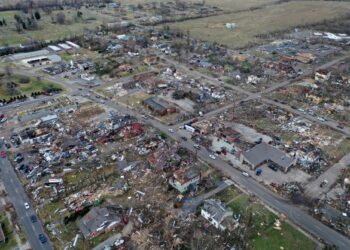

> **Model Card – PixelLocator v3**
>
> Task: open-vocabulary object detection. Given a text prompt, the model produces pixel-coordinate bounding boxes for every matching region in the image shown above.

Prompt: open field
[0,75,63,99]
[169,1,350,48]
[0,8,115,45]
[119,0,279,11]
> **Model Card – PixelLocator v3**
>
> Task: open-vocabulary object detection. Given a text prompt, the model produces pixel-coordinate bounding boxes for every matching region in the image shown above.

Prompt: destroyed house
[19,127,50,143]
[315,69,331,82]
[169,167,200,193]
[201,199,233,231]
[218,127,240,143]
[120,123,144,138]
[143,97,176,115]
[240,142,296,173]
[147,147,181,171]
[40,114,58,124]
[77,207,121,239]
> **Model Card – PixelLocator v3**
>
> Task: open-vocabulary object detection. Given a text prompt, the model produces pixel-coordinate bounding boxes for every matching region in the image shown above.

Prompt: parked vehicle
[0,151,6,158]
[256,169,262,176]
[242,171,250,177]
[24,202,30,209]
[39,234,47,244]
[320,180,328,188]
[30,215,37,223]
[268,163,278,172]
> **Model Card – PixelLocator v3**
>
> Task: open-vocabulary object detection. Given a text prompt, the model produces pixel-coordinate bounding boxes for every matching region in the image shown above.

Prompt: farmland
[169,1,350,48]
[119,0,279,12]
[0,8,115,45]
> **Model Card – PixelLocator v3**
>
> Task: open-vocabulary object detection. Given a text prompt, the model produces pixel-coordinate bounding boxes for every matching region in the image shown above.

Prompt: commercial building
[240,142,296,173]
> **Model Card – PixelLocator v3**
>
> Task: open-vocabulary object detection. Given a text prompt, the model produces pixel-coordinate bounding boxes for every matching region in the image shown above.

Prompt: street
[0,53,349,249]
[0,143,53,250]
[86,93,350,249]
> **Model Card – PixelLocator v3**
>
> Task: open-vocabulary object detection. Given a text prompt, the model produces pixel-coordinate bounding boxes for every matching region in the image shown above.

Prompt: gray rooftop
[242,142,294,171]
[9,49,50,61]
[202,199,233,224]
[77,207,121,239]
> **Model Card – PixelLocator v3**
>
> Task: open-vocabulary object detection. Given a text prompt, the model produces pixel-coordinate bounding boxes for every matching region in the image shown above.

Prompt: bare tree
[56,12,66,24]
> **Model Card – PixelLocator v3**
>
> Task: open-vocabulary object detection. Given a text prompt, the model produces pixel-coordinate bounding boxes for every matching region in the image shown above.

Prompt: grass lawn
[214,186,240,203]
[228,193,250,212]
[0,75,63,100]
[250,222,316,250]
[60,52,75,62]
[119,91,151,107]
[324,137,350,162]
[0,214,18,250]
[254,117,279,134]
[227,197,316,250]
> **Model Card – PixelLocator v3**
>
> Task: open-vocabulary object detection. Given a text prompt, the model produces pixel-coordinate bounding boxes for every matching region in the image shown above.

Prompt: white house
[201,199,233,231]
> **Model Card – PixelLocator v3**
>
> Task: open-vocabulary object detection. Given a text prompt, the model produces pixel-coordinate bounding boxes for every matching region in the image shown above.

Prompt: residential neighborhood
[0,0,349,250]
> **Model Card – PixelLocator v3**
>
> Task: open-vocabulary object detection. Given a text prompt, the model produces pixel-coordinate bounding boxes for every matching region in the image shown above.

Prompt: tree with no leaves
[56,12,66,25]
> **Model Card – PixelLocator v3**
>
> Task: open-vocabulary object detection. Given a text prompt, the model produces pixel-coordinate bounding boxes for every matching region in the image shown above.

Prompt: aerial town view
[0,0,350,249]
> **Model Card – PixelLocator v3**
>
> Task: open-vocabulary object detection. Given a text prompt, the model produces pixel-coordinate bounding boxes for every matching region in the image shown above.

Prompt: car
[38,234,47,244]
[209,154,216,160]
[30,215,37,223]
[317,117,325,122]
[268,163,278,172]
[291,106,297,109]
[168,128,174,133]
[193,144,200,149]
[337,125,344,129]
[256,169,262,176]
[0,151,6,158]
[180,136,187,141]
[320,180,328,188]
[242,171,250,177]
[24,202,30,210]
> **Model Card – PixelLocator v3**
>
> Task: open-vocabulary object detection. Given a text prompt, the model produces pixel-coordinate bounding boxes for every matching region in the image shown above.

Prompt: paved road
[2,54,349,249]
[305,153,350,198]
[0,144,53,250]
[162,55,350,137]
[262,98,350,137]
[182,180,233,213]
[83,94,350,249]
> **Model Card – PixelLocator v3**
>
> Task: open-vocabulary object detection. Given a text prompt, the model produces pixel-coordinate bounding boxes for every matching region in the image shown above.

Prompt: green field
[0,214,17,250]
[0,75,63,100]
[169,1,350,48]
[214,188,317,250]
[250,222,316,250]
[0,8,115,45]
